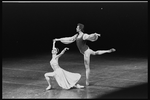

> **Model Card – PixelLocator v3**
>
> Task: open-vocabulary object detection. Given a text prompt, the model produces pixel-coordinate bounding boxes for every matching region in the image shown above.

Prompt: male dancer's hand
[110,48,116,52]
[95,33,101,37]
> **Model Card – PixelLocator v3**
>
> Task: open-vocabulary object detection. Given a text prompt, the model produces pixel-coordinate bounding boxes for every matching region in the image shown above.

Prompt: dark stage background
[2,2,148,58]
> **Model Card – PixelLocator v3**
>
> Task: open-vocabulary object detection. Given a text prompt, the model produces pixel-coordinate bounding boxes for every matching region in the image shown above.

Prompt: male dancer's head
[76,23,84,32]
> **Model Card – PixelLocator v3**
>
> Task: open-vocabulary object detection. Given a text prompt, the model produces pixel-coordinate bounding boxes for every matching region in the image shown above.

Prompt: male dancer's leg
[83,48,115,86]
[95,48,115,55]
[84,49,93,86]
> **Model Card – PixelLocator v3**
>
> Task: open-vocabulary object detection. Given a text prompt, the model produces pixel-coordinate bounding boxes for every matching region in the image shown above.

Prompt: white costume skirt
[54,68,81,89]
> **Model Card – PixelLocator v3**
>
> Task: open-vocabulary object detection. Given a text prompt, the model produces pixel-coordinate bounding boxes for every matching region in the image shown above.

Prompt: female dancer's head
[76,23,84,32]
[52,48,59,55]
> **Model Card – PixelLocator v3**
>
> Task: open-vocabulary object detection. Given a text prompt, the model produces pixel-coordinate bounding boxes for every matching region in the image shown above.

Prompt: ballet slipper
[46,85,52,90]
[75,84,84,89]
[86,81,89,86]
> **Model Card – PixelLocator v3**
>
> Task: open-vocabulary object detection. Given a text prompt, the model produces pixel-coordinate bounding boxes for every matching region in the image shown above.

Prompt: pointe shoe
[46,85,52,90]
[76,84,84,89]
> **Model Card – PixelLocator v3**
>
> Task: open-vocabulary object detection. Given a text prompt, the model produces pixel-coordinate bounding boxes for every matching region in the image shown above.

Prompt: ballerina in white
[44,39,84,90]
[54,23,116,86]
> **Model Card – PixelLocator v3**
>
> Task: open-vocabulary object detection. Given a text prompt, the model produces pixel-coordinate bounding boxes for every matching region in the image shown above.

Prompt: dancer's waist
[78,46,89,54]
[51,64,60,70]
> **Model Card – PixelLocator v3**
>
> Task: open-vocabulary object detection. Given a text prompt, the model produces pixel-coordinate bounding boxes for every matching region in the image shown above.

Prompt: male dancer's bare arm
[54,34,78,44]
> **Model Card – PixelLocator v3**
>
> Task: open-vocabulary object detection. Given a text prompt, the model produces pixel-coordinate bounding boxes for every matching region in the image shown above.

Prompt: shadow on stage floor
[96,83,148,99]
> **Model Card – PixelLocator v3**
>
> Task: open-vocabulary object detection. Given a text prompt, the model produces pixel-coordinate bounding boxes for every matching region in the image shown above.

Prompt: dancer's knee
[44,73,50,78]
[90,50,97,55]
[94,51,100,55]
[86,68,90,72]
[84,57,90,64]
[44,73,48,77]
[84,58,90,69]
[44,73,47,77]
[84,59,88,65]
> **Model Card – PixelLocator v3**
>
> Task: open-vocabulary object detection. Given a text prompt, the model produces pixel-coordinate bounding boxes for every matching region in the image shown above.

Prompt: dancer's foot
[46,85,52,90]
[75,84,84,89]
[86,81,89,86]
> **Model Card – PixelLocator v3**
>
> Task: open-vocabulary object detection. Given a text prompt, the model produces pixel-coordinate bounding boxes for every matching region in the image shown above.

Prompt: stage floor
[2,53,148,99]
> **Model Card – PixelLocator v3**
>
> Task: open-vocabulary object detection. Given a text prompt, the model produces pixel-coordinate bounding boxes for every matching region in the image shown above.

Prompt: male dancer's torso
[76,33,89,54]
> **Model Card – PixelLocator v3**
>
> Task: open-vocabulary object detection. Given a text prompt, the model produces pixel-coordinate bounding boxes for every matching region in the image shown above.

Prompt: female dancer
[44,40,84,90]
[54,23,116,86]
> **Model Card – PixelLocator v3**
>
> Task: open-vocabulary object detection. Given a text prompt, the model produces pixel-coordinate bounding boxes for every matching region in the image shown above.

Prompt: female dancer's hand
[54,38,59,41]
[65,47,69,50]
[53,39,56,42]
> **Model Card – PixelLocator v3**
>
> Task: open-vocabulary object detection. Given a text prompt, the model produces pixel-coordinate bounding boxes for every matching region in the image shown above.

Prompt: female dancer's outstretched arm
[54,34,78,44]
[52,39,56,49]
[57,47,69,58]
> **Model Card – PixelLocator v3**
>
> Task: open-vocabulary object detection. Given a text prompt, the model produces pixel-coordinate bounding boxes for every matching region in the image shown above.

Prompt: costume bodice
[76,33,89,54]
[50,58,60,70]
